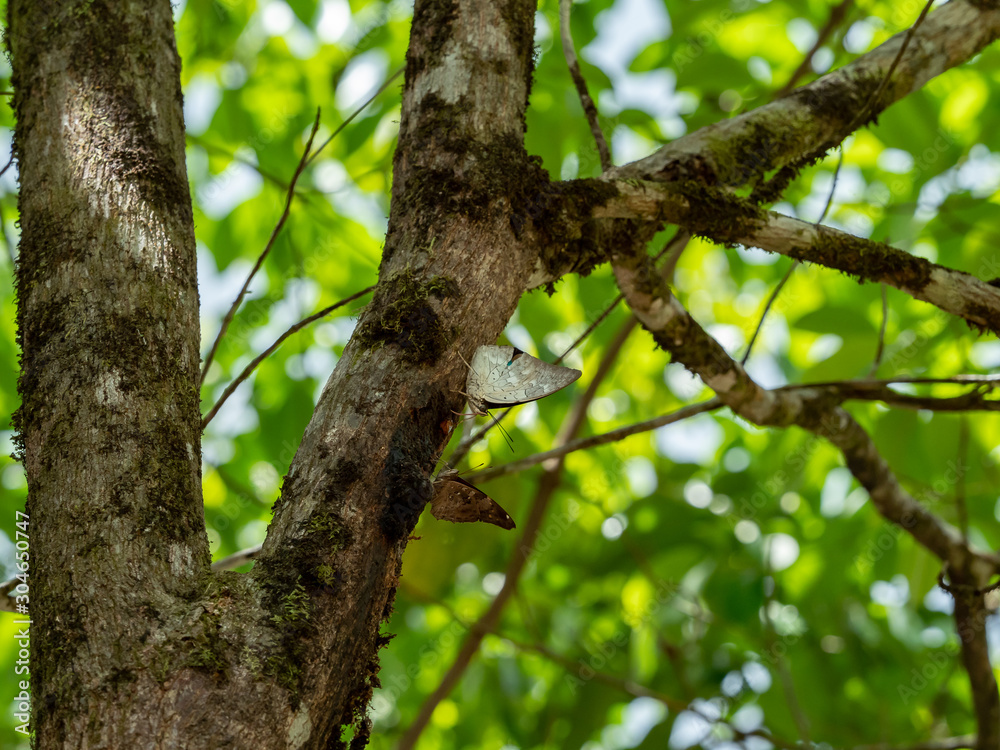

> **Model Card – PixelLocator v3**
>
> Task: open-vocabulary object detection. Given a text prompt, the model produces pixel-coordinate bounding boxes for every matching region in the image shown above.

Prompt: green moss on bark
[355,269,459,364]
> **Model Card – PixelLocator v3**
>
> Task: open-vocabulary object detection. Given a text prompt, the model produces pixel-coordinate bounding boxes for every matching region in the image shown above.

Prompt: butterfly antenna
[489,410,515,453]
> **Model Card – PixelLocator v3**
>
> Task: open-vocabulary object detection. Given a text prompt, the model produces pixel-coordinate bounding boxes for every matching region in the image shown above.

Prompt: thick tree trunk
[10,0,220,745]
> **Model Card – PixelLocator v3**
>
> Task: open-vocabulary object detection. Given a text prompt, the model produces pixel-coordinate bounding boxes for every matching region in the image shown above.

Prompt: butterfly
[430,469,516,530]
[463,345,582,416]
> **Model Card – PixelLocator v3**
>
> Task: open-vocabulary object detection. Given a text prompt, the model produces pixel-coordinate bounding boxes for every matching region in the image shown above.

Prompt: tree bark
[10,0,223,745]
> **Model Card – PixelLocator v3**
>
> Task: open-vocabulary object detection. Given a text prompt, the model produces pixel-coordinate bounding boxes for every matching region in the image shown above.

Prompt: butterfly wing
[431,474,516,530]
[466,345,514,415]
[467,345,581,412]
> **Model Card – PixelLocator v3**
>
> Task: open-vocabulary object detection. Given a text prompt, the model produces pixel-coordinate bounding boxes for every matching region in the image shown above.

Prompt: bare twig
[559,0,611,172]
[200,111,323,383]
[956,416,969,542]
[741,261,796,366]
[466,375,1000,484]
[186,135,303,195]
[743,147,842,364]
[870,284,889,376]
[775,0,854,97]
[778,375,1000,388]
[466,399,721,484]
[305,66,404,168]
[201,285,375,427]
[798,382,1000,412]
[0,152,16,267]
[211,544,263,572]
[851,738,976,750]
[945,565,1000,750]
[850,0,935,132]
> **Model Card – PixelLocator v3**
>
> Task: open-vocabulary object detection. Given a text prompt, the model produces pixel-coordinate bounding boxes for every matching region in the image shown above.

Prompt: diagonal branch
[200,111,322,383]
[607,1,1000,187]
[941,566,1000,750]
[774,0,855,98]
[201,285,374,427]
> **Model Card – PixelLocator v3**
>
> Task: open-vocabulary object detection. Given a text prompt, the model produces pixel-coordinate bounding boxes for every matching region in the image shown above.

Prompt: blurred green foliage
[2,0,1000,747]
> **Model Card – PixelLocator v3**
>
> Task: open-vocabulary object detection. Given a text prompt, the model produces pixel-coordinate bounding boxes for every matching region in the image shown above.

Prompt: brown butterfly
[430,470,516,530]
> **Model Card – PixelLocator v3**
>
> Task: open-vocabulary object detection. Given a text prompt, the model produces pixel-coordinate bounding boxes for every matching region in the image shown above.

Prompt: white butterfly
[463,345,581,416]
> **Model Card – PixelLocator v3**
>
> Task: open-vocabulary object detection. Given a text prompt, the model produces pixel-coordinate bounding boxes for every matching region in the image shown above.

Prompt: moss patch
[355,269,459,365]
[671,179,767,245]
[787,230,932,289]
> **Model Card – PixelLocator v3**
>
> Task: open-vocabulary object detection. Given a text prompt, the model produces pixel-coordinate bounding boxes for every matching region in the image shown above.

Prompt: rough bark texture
[245,0,543,745]
[10,0,223,745]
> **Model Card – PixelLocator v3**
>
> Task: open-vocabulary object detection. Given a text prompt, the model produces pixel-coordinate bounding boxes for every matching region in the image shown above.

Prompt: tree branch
[940,568,1000,749]
[607,1,1000,187]
[466,399,721,483]
[610,248,998,577]
[201,285,374,427]
[596,180,1000,335]
[774,0,854,98]
[559,0,611,172]
[200,111,322,383]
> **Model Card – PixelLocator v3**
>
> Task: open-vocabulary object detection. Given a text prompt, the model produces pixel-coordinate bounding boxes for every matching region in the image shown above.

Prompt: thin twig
[0,152,14,180]
[956,416,969,543]
[466,399,721,484]
[211,544,263,572]
[305,66,404,169]
[870,284,889,376]
[187,135,304,195]
[743,148,843,364]
[0,152,16,267]
[741,261,796,365]
[201,110,323,383]
[851,739,976,750]
[775,0,854,97]
[201,285,375,427]
[744,0,931,361]
[462,370,1000,486]
[559,0,611,172]
[778,375,1000,388]
[850,0,935,132]
[397,318,636,750]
